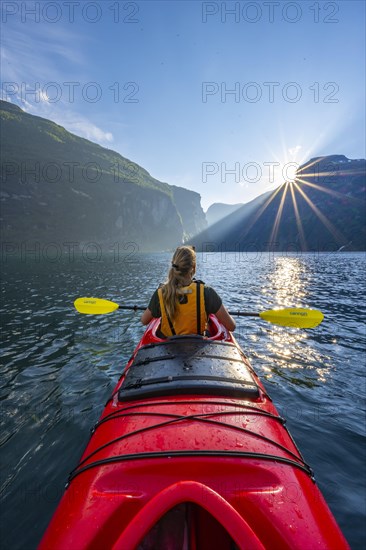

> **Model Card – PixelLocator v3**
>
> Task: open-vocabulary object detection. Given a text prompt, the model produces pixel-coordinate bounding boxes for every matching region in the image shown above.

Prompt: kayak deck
[118,337,260,400]
[39,316,349,550]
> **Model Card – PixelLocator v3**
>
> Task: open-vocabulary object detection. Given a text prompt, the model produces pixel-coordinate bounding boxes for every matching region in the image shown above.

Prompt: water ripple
[0,253,365,549]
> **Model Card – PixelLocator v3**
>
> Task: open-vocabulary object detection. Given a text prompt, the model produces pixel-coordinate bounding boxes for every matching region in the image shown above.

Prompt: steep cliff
[171,185,207,241]
[0,101,205,252]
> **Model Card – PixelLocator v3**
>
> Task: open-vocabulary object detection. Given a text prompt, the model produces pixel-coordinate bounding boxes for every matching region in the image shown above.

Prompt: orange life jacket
[157,281,206,337]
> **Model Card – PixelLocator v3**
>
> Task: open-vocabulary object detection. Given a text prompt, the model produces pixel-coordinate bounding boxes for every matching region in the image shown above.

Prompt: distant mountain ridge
[206,203,243,226]
[0,100,206,252]
[192,155,366,252]
[2,101,364,253]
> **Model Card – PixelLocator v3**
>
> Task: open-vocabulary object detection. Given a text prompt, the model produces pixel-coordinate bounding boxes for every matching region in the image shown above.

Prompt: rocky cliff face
[171,185,207,241]
[0,101,206,252]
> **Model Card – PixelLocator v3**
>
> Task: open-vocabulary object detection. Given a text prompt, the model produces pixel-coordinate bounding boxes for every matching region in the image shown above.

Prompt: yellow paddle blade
[74,297,119,315]
[259,308,324,328]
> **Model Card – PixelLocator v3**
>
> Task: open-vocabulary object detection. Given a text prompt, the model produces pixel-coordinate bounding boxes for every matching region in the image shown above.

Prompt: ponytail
[162,246,196,320]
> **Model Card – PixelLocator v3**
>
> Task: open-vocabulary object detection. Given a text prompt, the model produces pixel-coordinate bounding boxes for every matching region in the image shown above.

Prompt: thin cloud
[288,145,302,156]
[64,119,114,144]
[35,106,114,146]
[3,93,114,146]
[1,21,87,85]
[1,20,113,146]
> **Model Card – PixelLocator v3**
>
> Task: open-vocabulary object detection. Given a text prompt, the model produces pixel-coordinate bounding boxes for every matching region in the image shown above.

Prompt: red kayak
[39,315,349,549]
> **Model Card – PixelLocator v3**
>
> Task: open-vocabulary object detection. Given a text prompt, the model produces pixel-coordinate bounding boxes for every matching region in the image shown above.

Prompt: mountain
[171,185,207,241]
[0,101,205,252]
[192,155,366,252]
[206,203,243,226]
[192,191,273,251]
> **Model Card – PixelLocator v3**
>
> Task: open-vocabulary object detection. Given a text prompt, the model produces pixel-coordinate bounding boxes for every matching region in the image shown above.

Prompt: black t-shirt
[148,282,222,318]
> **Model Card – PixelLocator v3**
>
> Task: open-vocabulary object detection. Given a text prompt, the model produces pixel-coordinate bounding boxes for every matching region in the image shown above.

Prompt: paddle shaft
[74,299,323,327]
[228,311,260,317]
[119,305,259,317]
[119,305,145,312]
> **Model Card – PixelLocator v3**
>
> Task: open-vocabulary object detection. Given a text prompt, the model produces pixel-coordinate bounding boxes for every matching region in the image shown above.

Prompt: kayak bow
[39,315,348,550]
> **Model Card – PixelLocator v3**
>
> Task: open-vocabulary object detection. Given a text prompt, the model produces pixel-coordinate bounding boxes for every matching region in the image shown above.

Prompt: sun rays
[269,162,350,248]
[237,185,283,241]
[238,157,355,250]
[197,149,362,252]
[269,182,289,244]
[289,183,307,250]
[293,182,348,245]
[249,145,353,249]
[295,177,360,203]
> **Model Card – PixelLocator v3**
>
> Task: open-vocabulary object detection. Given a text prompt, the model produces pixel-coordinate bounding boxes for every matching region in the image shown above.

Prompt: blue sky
[1,0,365,209]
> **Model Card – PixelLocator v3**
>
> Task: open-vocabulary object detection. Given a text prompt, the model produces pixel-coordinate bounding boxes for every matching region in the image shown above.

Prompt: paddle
[74,298,324,328]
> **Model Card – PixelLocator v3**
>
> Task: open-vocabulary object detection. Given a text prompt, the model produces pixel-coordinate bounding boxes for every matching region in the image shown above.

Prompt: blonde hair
[162,246,196,320]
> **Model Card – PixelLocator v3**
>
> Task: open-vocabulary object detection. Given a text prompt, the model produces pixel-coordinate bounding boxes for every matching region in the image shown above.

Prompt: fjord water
[1,252,365,549]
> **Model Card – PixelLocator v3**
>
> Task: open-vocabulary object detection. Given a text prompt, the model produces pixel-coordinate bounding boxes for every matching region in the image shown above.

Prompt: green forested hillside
[0,100,206,252]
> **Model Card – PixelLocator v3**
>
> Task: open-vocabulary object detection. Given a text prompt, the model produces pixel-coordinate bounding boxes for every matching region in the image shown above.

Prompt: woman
[141,246,236,336]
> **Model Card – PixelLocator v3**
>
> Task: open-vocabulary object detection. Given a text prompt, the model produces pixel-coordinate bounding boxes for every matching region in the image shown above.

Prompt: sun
[282,162,298,184]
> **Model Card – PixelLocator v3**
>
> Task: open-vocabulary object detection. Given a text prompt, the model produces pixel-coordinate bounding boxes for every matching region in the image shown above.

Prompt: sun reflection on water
[262,256,308,308]
[259,257,331,386]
